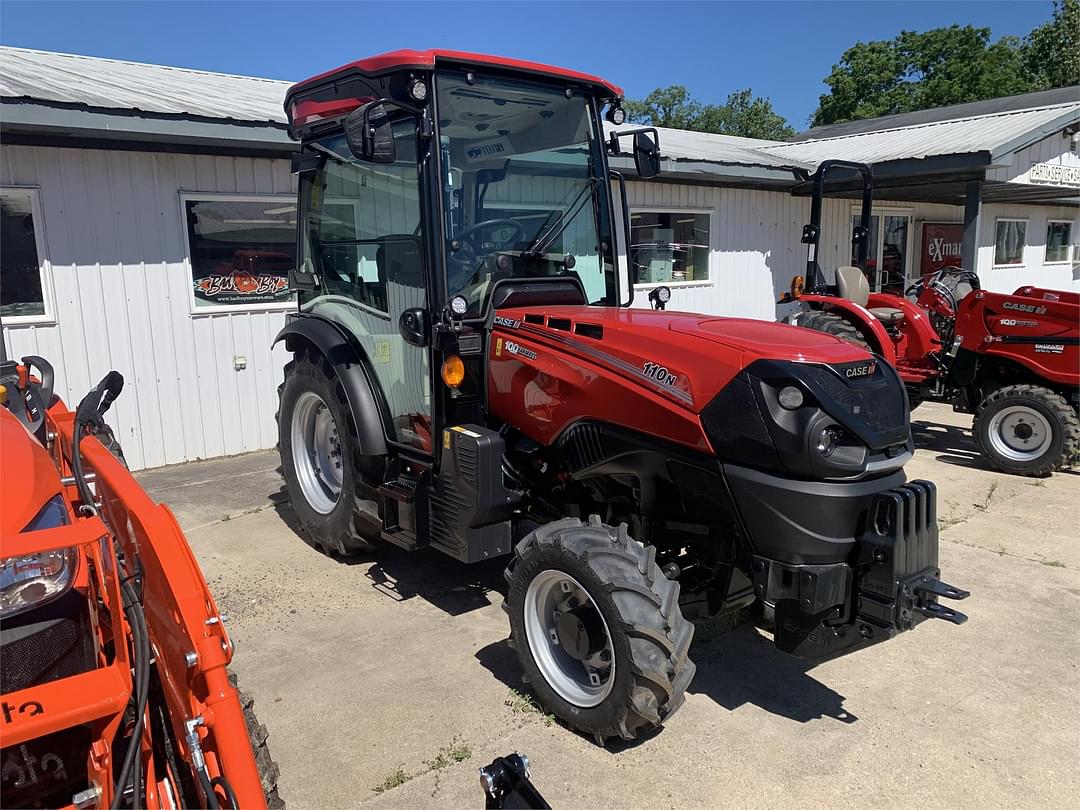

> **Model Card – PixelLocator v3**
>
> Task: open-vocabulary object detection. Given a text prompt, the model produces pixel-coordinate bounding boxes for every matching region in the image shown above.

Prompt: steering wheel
[448,219,528,292]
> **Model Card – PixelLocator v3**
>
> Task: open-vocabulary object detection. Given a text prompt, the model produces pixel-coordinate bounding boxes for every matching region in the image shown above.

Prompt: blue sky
[0,0,1056,127]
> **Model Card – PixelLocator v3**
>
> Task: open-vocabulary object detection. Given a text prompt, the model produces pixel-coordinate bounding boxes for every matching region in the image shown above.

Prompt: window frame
[1044,219,1074,265]
[993,217,1028,268]
[1,186,54,326]
[629,207,714,289]
[179,192,299,316]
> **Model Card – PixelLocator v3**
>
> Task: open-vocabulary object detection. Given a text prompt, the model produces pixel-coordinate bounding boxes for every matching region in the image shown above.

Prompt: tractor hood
[492,305,869,413]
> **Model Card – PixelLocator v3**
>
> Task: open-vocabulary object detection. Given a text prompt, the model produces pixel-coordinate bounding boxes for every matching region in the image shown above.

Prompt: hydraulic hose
[111,580,151,809]
[211,775,239,810]
[197,768,221,810]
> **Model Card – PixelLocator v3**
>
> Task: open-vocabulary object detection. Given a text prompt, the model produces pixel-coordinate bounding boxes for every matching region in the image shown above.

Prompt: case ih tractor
[274,51,968,744]
[0,355,282,809]
[787,160,1079,477]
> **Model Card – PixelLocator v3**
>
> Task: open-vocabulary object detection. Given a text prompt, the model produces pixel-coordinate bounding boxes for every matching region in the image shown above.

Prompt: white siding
[1,145,296,470]
[987,131,1080,185]
[976,203,1079,293]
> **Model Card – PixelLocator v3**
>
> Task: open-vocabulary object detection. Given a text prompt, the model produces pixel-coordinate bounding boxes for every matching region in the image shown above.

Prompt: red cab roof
[288,49,623,99]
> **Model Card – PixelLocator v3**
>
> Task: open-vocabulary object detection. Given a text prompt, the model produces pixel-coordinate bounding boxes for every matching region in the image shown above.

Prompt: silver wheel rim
[291,391,344,514]
[987,405,1052,462]
[523,570,615,707]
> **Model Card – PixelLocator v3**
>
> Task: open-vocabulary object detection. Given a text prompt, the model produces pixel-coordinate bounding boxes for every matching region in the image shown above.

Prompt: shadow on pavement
[474,619,856,740]
[910,417,997,471]
[270,484,505,616]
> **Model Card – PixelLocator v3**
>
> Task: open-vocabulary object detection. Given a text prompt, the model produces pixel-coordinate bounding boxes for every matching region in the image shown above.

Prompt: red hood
[495,305,869,412]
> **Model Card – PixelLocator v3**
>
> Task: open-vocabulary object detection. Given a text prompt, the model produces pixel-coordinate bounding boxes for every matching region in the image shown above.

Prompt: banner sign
[920,222,964,277]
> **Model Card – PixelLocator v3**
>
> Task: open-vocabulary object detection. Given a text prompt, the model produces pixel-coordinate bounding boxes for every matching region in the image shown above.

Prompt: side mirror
[398,307,429,347]
[633,131,661,179]
[344,102,397,164]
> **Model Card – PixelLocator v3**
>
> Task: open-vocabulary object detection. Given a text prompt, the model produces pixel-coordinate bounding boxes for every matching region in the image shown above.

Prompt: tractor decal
[504,340,538,361]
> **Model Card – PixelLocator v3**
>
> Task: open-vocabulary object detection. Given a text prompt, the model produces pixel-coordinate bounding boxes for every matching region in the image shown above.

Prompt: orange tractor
[0,354,282,809]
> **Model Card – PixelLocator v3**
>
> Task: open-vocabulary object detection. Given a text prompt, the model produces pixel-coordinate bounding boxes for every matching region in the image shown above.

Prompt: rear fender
[273,316,390,457]
[867,292,941,360]
[797,293,897,364]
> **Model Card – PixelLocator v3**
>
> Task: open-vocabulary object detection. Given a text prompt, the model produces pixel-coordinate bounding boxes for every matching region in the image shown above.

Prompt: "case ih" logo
[843,361,877,379]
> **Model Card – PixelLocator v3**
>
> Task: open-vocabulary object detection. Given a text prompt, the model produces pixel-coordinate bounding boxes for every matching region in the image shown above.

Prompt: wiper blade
[522,177,599,258]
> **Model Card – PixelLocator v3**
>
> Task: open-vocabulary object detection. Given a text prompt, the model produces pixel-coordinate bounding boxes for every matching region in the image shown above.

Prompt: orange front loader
[1,357,281,809]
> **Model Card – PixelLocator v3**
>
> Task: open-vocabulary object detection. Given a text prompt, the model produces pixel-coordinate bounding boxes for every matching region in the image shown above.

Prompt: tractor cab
[282,50,657,455]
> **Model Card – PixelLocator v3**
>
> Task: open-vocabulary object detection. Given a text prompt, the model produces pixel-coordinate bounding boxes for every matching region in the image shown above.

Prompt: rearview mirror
[344,102,397,164]
[398,307,430,347]
[633,131,661,179]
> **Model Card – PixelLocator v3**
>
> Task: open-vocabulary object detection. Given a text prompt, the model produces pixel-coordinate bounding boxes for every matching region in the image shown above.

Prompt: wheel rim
[986,405,1053,462]
[523,569,615,708]
[291,391,344,514]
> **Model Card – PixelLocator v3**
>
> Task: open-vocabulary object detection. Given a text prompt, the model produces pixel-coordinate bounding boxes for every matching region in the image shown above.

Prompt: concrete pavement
[136,403,1080,809]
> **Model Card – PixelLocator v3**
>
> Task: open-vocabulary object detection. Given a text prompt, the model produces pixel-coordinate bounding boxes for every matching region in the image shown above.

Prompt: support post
[961,180,982,273]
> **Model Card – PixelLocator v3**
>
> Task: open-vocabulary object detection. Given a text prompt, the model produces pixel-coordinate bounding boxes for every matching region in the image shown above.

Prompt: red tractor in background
[786,160,1079,477]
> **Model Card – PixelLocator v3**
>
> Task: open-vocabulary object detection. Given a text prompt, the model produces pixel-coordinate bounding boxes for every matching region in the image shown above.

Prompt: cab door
[298,122,433,452]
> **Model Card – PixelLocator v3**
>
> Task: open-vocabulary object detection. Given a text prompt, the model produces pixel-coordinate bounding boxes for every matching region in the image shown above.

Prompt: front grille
[1,591,95,694]
[798,362,909,448]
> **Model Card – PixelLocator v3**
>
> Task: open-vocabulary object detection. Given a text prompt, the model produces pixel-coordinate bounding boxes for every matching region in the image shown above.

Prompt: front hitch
[753,480,969,659]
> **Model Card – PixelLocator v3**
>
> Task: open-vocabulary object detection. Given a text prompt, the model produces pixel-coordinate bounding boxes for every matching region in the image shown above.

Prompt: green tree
[812,25,1031,126]
[1023,0,1080,90]
[625,86,794,140]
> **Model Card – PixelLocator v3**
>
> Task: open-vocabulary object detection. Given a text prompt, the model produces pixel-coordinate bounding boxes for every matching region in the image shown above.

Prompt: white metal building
[2,47,1077,469]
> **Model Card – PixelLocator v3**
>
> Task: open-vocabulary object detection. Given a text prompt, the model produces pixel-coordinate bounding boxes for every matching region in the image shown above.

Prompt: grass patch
[373,766,410,794]
[372,737,474,796]
[1041,559,1066,568]
[426,736,472,771]
[506,688,555,727]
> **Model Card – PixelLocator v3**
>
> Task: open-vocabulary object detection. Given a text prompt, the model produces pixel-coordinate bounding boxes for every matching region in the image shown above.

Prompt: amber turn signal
[790,275,805,299]
[441,355,466,388]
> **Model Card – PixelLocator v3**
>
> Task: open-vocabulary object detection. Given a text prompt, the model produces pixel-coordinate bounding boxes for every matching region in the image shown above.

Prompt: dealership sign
[1027,162,1080,187]
[920,222,964,276]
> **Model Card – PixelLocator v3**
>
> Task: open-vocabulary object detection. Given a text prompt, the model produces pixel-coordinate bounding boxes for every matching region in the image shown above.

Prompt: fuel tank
[486,305,870,452]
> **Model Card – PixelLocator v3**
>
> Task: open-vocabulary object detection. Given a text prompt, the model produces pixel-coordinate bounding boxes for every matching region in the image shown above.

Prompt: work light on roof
[606,105,626,125]
[408,79,429,103]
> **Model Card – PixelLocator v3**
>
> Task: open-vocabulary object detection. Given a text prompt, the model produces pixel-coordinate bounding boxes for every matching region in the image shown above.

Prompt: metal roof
[0,46,290,125]
[758,102,1080,166]
[628,124,812,171]
[793,85,1080,140]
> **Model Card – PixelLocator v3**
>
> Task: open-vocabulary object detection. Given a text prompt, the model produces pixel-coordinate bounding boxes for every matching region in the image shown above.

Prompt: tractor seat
[835,266,870,306]
[869,307,905,325]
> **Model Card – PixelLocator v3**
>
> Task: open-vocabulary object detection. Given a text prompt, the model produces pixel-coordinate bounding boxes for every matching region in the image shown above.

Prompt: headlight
[816,425,844,457]
[1,495,77,619]
[777,385,804,410]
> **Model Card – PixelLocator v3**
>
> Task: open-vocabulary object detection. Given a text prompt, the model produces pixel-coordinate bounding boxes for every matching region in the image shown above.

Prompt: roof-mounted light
[408,79,429,103]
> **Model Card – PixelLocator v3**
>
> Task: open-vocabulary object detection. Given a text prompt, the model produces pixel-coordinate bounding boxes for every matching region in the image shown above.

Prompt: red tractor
[274,51,968,744]
[787,160,1079,477]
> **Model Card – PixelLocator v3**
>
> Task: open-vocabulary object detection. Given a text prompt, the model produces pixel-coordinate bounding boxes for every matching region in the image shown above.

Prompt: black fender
[273,315,389,457]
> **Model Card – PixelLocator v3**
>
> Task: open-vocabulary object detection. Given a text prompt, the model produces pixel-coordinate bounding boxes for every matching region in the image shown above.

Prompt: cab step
[379,477,426,551]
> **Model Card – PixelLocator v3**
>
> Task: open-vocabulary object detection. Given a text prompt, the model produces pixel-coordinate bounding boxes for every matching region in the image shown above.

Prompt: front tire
[974,384,1079,476]
[277,349,382,554]
[504,517,695,744]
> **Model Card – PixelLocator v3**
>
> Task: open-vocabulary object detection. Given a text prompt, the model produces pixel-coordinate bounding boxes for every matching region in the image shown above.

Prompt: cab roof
[287,49,623,101]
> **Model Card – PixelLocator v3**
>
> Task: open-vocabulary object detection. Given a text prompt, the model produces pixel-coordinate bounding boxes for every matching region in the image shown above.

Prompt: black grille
[1,591,95,694]
[797,362,908,449]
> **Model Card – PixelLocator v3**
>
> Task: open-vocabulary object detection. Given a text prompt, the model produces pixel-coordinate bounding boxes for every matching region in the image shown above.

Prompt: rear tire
[504,516,695,744]
[277,348,382,555]
[800,310,872,352]
[974,384,1079,476]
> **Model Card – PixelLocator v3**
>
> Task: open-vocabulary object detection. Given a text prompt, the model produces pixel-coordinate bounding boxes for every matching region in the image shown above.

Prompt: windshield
[436,70,615,315]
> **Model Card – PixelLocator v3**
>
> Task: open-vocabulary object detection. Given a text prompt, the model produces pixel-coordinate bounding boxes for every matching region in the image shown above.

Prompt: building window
[994,219,1026,266]
[1045,220,1073,264]
[630,211,710,285]
[183,196,297,311]
[1,188,49,321]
